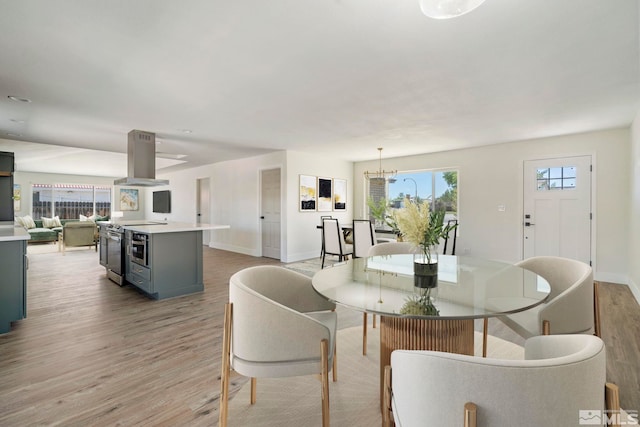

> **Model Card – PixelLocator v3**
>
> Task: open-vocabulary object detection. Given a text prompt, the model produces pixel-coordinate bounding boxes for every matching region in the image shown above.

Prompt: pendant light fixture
[419,0,486,19]
[364,148,397,182]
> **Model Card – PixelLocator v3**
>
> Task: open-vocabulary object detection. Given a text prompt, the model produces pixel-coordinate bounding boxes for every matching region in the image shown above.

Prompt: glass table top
[311,254,550,320]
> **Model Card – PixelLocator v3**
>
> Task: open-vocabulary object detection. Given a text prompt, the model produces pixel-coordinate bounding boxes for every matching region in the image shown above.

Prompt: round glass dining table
[311,254,550,404]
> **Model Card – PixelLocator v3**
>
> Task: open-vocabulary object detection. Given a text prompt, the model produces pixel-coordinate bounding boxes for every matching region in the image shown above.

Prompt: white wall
[354,128,630,283]
[285,150,354,262]
[629,111,640,301]
[150,151,285,257]
[154,150,353,263]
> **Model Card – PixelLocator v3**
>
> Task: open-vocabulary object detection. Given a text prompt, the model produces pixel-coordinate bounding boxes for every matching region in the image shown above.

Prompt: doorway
[261,168,281,260]
[196,177,210,246]
[523,155,592,264]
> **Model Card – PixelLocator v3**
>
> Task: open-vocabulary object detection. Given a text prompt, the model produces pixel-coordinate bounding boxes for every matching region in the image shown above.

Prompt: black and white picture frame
[299,174,316,211]
[317,177,332,212]
[333,178,346,211]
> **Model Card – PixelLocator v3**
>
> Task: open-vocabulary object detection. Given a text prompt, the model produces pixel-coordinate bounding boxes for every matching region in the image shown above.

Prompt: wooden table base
[379,316,475,407]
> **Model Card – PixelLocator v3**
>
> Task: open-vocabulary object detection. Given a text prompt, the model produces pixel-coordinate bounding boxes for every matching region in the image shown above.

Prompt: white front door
[523,155,592,264]
[261,168,281,260]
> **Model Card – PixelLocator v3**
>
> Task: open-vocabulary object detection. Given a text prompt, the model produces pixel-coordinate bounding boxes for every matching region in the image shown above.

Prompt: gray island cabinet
[122,222,229,300]
[0,227,30,333]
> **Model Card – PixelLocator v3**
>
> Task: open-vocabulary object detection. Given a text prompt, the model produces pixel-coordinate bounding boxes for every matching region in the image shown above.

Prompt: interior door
[523,155,592,264]
[261,168,281,260]
[196,177,210,246]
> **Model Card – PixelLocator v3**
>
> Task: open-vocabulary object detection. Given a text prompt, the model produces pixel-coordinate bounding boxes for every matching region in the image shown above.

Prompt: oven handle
[132,239,146,245]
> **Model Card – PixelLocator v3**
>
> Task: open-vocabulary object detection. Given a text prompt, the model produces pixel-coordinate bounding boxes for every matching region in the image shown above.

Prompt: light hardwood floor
[0,246,638,426]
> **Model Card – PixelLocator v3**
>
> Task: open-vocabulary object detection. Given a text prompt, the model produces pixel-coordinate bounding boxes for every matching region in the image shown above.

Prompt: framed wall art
[119,188,139,211]
[13,184,21,212]
[299,174,316,211]
[317,177,332,212]
[333,178,346,211]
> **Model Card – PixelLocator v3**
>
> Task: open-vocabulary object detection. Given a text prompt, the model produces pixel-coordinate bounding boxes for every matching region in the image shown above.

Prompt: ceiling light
[419,0,486,19]
[10,119,26,124]
[180,129,193,134]
[7,95,32,103]
[156,152,188,160]
[364,148,397,182]
[7,133,23,138]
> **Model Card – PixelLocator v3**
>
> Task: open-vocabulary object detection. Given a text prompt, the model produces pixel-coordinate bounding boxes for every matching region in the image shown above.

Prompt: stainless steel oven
[103,224,125,286]
[130,232,149,266]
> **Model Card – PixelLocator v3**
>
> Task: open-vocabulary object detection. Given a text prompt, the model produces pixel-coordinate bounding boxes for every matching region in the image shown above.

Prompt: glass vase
[413,250,438,289]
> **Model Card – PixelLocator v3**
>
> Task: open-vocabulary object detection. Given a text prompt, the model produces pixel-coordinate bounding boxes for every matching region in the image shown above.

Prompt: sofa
[15,215,109,243]
[60,222,98,253]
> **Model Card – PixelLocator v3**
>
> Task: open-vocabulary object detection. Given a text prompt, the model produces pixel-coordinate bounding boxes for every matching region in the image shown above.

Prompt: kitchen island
[0,226,30,333]
[101,221,229,300]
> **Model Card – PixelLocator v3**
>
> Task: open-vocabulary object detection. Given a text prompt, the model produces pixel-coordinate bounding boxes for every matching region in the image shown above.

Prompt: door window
[536,166,577,191]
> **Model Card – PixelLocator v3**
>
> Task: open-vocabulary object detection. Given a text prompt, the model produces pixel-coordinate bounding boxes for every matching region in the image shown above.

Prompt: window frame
[31,183,112,220]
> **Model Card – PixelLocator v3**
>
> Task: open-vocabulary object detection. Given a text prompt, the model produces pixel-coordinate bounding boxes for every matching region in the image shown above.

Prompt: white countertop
[120,222,230,234]
[0,225,31,241]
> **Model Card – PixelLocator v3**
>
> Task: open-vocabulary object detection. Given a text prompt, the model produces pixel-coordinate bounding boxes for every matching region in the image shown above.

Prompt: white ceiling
[0,0,638,178]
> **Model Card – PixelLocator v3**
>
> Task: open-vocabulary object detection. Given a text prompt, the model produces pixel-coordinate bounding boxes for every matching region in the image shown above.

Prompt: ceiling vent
[114,130,169,187]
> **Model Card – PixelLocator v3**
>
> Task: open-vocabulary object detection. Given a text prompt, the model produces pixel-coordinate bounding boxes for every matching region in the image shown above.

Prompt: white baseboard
[284,250,322,263]
[627,278,640,305]
[594,271,628,285]
[209,242,261,257]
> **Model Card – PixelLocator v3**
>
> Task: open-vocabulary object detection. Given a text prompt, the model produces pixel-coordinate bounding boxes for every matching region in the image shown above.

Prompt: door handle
[260,216,265,219]
[524,222,535,227]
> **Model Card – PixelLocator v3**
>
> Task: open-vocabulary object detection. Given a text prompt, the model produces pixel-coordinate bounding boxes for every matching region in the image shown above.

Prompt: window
[368,169,458,223]
[32,184,112,219]
[536,166,576,191]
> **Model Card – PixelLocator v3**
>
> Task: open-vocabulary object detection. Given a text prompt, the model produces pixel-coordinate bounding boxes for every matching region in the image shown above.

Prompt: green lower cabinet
[0,240,27,333]
[124,230,203,300]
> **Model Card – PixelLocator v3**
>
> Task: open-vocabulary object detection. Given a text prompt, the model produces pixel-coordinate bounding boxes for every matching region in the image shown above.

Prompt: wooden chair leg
[542,319,550,335]
[320,339,330,427]
[383,365,394,427]
[363,313,368,355]
[332,340,337,382]
[464,402,477,427]
[482,318,488,357]
[605,383,621,427]
[594,281,602,338]
[250,378,257,404]
[219,303,232,427]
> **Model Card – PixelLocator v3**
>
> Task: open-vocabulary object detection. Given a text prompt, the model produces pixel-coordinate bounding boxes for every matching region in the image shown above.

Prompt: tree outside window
[368,169,458,225]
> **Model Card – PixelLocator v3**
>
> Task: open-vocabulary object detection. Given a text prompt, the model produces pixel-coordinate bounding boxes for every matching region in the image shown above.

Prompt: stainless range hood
[114,130,169,187]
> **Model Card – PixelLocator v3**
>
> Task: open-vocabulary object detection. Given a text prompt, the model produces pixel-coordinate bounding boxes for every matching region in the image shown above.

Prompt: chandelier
[419,0,486,19]
[364,148,397,182]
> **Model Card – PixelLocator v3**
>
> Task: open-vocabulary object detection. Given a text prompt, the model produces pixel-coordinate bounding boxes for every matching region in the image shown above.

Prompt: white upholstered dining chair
[383,335,620,427]
[352,219,377,259]
[368,242,419,256]
[352,219,378,355]
[219,266,337,427]
[499,256,600,339]
[322,218,353,268]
